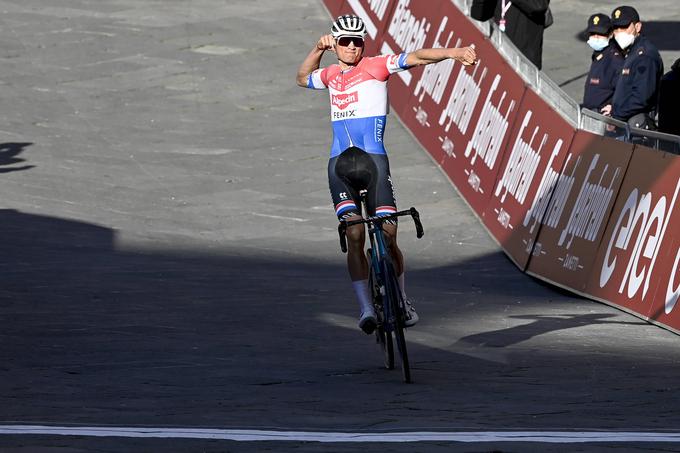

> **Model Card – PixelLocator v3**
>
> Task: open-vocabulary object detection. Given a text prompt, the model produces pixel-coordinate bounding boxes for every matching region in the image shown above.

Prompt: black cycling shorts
[328,146,397,221]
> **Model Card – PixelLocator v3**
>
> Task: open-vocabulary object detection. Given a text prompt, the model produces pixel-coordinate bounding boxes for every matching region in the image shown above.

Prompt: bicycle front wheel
[383,259,411,383]
[368,248,394,370]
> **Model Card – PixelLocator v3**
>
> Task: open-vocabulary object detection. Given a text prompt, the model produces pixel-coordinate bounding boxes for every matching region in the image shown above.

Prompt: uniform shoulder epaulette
[596,53,604,61]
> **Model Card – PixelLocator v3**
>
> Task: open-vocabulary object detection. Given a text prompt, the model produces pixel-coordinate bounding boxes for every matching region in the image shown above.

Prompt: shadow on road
[0,208,671,431]
[457,313,645,349]
[0,142,34,173]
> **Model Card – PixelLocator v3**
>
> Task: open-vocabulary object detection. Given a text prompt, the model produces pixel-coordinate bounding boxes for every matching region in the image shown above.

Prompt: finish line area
[2,426,680,444]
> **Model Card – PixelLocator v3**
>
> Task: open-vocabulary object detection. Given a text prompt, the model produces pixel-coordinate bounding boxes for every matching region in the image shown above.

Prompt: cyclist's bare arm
[404,46,477,67]
[296,34,336,87]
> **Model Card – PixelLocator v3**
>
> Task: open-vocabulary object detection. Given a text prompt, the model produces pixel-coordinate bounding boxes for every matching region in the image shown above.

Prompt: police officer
[610,5,664,129]
[582,13,624,115]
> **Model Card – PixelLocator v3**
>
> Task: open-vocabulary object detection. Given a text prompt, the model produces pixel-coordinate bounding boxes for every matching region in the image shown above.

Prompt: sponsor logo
[333,110,357,119]
[375,117,384,143]
[497,207,511,229]
[519,135,567,234]
[414,18,455,105]
[495,110,550,206]
[367,0,390,20]
[442,136,454,158]
[332,92,359,110]
[557,154,620,249]
[468,170,481,192]
[599,178,680,300]
[562,254,580,271]
[666,247,680,314]
[464,75,515,169]
[415,106,428,126]
[387,0,431,53]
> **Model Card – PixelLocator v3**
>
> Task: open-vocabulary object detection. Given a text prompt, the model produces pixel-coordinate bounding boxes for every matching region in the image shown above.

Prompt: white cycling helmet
[330,14,367,38]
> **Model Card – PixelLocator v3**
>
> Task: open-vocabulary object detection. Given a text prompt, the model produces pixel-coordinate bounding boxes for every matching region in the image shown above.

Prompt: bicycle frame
[337,205,424,331]
[337,202,423,383]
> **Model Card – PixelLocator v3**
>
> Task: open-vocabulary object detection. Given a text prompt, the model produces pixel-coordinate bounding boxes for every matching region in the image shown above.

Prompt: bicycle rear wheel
[383,259,411,383]
[368,249,394,370]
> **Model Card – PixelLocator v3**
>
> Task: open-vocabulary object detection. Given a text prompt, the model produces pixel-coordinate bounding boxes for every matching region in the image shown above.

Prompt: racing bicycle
[338,191,424,383]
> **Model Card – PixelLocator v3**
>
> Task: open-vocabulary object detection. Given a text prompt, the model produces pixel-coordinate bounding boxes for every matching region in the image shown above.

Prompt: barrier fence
[320,0,680,334]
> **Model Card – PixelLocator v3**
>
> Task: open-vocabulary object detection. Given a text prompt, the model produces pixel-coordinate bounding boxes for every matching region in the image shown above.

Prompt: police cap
[586,13,612,35]
[611,6,640,28]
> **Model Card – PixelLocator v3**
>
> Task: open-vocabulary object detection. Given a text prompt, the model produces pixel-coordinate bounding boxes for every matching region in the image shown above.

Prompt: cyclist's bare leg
[383,222,404,276]
[345,215,368,280]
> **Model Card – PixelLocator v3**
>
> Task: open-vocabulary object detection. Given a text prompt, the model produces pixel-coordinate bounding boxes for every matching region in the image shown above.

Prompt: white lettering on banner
[347,0,379,39]
[542,154,579,230]
[440,63,487,134]
[558,155,620,249]
[367,0,390,19]
[495,111,544,205]
[666,247,680,314]
[599,178,680,300]
[464,75,515,169]
[414,18,456,104]
[388,0,431,54]
[520,138,564,233]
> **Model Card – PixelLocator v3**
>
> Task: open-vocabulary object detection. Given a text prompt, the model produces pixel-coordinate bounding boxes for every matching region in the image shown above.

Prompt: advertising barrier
[586,146,680,329]
[483,88,575,269]
[526,131,634,293]
[320,0,680,334]
[397,0,527,219]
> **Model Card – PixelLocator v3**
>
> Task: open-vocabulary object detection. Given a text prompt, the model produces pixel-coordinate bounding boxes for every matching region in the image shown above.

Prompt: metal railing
[580,108,680,154]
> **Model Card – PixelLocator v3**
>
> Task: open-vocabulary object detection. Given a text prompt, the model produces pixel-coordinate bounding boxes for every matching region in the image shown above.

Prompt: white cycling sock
[351,279,373,315]
[398,273,407,300]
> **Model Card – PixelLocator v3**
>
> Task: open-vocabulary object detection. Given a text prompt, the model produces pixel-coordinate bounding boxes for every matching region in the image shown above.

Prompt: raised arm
[404,46,477,67]
[296,34,335,87]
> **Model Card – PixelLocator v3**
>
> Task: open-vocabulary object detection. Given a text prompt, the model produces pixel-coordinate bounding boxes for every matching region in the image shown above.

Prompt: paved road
[0,1,679,452]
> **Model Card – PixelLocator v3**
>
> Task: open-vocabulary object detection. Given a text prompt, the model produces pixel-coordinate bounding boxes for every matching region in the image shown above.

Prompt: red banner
[586,146,680,327]
[526,132,634,291]
[482,89,576,268]
[397,1,526,216]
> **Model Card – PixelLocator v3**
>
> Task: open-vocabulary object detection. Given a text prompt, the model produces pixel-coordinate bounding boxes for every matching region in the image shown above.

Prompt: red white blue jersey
[306,54,411,157]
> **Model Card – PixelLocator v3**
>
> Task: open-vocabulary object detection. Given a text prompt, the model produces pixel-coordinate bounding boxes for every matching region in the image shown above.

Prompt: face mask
[615,32,635,49]
[587,37,609,52]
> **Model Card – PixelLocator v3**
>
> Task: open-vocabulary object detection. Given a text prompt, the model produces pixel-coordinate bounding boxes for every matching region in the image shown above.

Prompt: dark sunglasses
[336,36,364,47]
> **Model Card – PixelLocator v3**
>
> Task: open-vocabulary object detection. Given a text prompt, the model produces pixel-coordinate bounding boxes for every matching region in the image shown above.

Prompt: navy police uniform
[583,14,625,112]
[610,6,664,127]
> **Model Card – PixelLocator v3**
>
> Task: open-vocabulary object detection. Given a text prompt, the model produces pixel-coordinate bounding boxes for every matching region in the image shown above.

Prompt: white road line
[1,426,680,443]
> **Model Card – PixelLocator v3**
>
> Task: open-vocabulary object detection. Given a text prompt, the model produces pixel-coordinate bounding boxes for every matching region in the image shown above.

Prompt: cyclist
[296,14,477,334]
